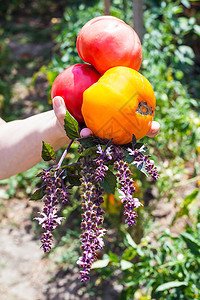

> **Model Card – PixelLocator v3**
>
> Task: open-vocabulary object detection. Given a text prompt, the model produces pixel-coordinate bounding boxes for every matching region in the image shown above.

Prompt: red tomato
[76,16,142,75]
[51,63,100,123]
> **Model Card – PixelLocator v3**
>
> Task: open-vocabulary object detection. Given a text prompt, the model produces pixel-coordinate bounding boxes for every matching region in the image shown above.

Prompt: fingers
[80,128,93,138]
[146,121,160,138]
[53,97,94,138]
[80,122,160,139]
[53,97,160,139]
[52,96,67,126]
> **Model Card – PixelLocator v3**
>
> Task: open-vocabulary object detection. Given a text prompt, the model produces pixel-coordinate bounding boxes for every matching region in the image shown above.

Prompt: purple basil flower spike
[128,145,159,181]
[35,137,159,282]
[35,169,69,252]
[78,157,106,282]
[114,158,139,226]
[94,145,114,181]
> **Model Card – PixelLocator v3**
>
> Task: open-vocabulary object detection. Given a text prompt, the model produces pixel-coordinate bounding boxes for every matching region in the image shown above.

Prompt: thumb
[52,96,66,127]
[146,121,160,138]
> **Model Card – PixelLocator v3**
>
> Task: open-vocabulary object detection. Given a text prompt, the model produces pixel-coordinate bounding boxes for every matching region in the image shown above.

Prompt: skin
[77,16,142,74]
[0,97,69,180]
[0,96,160,180]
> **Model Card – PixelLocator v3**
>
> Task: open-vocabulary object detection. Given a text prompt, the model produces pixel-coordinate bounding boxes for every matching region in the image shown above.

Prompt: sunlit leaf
[125,232,137,248]
[155,281,188,292]
[194,25,200,36]
[120,260,134,270]
[180,0,191,8]
[91,258,110,269]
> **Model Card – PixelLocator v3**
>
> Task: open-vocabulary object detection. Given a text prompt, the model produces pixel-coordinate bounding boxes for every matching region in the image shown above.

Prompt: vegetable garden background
[0,0,200,299]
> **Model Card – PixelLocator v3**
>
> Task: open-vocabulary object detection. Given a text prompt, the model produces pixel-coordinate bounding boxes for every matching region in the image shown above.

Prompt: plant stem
[57,140,74,169]
[103,138,113,155]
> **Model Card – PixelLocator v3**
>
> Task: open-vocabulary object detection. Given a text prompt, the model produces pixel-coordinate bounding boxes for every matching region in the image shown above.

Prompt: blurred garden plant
[142,0,200,159]
[91,196,200,299]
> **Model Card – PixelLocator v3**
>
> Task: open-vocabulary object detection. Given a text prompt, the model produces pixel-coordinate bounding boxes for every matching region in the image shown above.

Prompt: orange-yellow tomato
[82,66,156,145]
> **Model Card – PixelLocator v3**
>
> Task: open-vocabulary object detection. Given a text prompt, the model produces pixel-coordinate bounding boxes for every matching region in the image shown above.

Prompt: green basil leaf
[100,169,116,194]
[30,185,46,200]
[132,134,137,147]
[80,146,98,158]
[77,136,110,148]
[64,110,80,140]
[42,141,56,161]
[121,149,135,164]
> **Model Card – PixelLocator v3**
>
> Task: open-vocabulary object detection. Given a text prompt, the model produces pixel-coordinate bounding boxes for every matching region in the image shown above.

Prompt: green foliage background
[0,0,200,299]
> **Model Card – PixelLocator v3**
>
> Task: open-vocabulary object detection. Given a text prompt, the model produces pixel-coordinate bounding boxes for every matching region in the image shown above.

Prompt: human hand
[53,96,160,139]
[146,121,160,138]
[53,96,93,139]
[52,96,67,133]
[80,122,160,138]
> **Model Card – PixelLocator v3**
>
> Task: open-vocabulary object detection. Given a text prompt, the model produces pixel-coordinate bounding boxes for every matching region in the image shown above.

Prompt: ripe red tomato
[76,16,142,75]
[51,63,100,123]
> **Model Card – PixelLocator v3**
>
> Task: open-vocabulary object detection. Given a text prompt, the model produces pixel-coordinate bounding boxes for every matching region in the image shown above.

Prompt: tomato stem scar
[136,101,153,116]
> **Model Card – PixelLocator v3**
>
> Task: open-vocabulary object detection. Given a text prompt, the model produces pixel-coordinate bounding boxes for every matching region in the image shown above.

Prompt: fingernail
[54,97,62,108]
[152,122,160,132]
[151,129,158,134]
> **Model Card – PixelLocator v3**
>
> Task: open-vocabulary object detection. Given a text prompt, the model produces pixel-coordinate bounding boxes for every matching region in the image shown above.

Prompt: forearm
[0,111,70,180]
